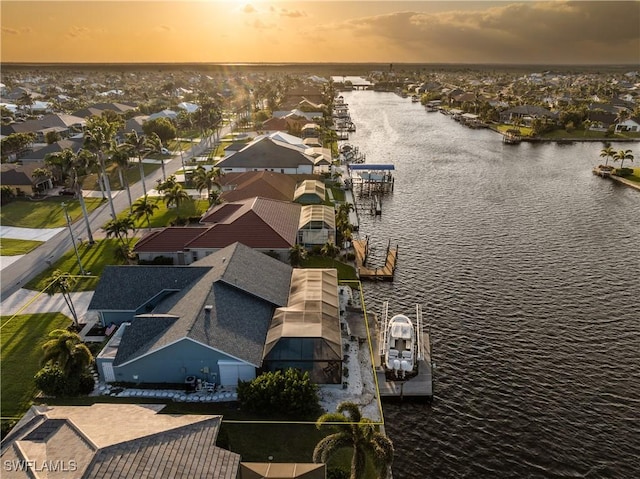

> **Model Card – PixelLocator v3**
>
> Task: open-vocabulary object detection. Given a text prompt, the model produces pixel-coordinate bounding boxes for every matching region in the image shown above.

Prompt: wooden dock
[353,238,397,281]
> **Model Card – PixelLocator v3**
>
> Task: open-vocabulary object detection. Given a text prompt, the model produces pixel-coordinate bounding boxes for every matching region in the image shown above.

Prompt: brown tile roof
[220,171,298,203]
[193,197,301,249]
[133,227,209,253]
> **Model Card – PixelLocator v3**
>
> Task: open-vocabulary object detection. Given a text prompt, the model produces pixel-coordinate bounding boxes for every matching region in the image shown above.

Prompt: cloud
[246,19,276,30]
[317,1,640,63]
[242,4,256,14]
[156,25,172,33]
[274,7,307,18]
[2,27,31,35]
[66,26,91,39]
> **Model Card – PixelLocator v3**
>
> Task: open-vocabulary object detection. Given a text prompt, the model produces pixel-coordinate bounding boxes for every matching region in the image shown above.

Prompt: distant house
[19,138,83,164]
[301,122,321,139]
[147,109,178,121]
[615,117,640,133]
[499,105,556,125]
[1,403,240,479]
[0,114,86,143]
[215,136,315,174]
[72,102,137,119]
[0,162,53,195]
[93,243,293,385]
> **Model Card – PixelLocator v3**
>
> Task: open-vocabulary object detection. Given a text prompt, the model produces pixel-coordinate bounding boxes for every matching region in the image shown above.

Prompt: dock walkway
[353,238,397,281]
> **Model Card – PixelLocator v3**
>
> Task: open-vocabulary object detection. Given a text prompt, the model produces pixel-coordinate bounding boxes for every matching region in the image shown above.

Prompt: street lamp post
[61,202,86,275]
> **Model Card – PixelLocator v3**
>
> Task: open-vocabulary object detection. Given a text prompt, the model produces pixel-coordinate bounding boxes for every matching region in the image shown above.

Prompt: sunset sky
[1,1,639,64]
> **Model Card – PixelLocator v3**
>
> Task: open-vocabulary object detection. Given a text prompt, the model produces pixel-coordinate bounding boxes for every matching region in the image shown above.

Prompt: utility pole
[61,202,86,275]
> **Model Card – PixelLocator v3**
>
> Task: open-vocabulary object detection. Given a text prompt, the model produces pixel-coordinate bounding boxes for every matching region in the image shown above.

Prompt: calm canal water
[341,91,640,479]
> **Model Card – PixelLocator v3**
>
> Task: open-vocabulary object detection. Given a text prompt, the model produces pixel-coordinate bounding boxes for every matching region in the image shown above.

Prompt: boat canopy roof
[348,164,395,171]
[390,315,413,339]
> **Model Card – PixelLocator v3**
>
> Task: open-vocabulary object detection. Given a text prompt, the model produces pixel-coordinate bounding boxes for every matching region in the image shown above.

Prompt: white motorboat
[380,302,424,380]
[384,314,416,378]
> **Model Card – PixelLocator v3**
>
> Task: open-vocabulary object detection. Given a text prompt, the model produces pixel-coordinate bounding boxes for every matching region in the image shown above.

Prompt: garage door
[218,361,255,386]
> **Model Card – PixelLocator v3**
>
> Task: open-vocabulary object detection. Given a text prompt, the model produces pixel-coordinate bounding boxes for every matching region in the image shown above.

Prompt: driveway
[0,226,65,241]
[1,288,95,321]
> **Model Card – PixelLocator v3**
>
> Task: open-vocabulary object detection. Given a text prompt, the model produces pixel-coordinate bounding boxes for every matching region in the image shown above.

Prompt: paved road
[0,132,223,302]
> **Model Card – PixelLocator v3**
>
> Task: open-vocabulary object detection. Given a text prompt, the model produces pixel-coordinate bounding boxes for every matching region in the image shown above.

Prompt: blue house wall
[111,338,249,385]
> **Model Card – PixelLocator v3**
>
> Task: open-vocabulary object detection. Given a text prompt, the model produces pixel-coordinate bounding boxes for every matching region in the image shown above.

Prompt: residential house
[0,162,53,195]
[301,123,320,139]
[499,105,556,125]
[220,171,299,203]
[0,403,240,479]
[133,197,302,263]
[615,117,640,133]
[94,243,293,385]
[215,136,315,174]
[0,114,86,143]
[72,102,137,119]
[19,138,83,164]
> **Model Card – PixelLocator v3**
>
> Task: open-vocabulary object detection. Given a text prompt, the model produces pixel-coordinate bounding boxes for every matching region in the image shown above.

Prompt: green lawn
[619,167,640,186]
[120,198,210,228]
[0,313,72,422]
[301,256,358,281]
[82,162,162,191]
[0,238,43,256]
[0,197,104,229]
[24,238,130,292]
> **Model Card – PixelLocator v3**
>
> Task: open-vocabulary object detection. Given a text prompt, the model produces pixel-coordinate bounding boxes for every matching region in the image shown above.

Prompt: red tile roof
[133,227,209,253]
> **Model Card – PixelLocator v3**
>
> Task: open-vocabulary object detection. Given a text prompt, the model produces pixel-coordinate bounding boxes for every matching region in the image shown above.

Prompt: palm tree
[84,115,121,220]
[313,402,394,479]
[289,243,307,267]
[193,165,222,205]
[599,146,616,167]
[613,149,634,169]
[111,146,133,210]
[123,130,163,195]
[41,329,93,377]
[163,183,190,209]
[45,148,95,244]
[132,194,159,230]
[45,270,80,327]
[102,216,136,248]
[321,241,340,261]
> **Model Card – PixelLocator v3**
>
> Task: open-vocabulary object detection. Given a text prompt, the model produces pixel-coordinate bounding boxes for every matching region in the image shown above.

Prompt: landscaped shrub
[237,369,320,418]
[34,366,69,396]
[615,168,633,177]
[34,366,95,397]
[138,256,174,265]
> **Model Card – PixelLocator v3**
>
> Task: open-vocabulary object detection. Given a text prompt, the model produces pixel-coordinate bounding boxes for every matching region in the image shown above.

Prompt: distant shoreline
[1,62,637,75]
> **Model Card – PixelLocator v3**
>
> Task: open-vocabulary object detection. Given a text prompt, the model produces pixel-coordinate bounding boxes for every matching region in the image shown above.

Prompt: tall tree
[111,146,133,210]
[123,130,162,194]
[613,149,634,169]
[45,148,95,244]
[313,402,394,479]
[83,114,123,220]
[163,183,190,209]
[289,243,308,267]
[102,216,136,248]
[599,146,616,167]
[132,194,159,230]
[41,329,93,378]
[193,165,222,205]
[45,270,81,327]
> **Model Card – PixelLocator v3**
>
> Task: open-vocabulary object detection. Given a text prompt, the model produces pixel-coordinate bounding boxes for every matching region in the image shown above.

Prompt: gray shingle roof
[114,315,178,366]
[216,136,314,169]
[109,243,292,366]
[88,265,211,311]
